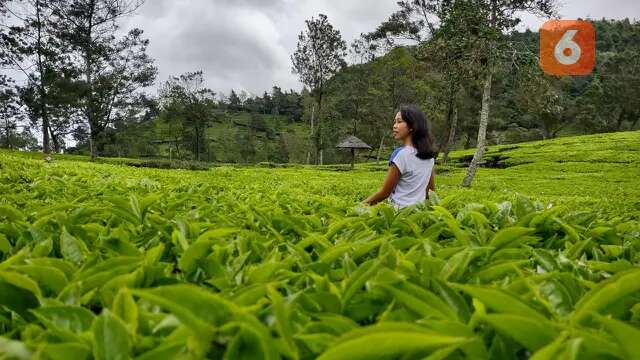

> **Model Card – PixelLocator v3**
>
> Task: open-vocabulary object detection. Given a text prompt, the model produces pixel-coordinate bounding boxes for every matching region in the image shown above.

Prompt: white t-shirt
[388,146,435,209]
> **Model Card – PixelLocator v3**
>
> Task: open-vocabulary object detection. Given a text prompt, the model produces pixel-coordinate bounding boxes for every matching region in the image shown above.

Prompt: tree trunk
[350,148,355,169]
[35,0,50,155]
[3,118,11,148]
[317,92,323,165]
[88,119,98,161]
[306,103,315,164]
[442,102,458,164]
[439,80,457,160]
[462,70,493,188]
[89,129,96,161]
[464,133,472,149]
[616,109,626,131]
[195,126,200,161]
[376,133,385,165]
[541,121,550,140]
[85,0,97,161]
[630,115,639,130]
[42,114,50,154]
[198,127,202,161]
[366,147,374,161]
[353,102,359,135]
[49,124,60,153]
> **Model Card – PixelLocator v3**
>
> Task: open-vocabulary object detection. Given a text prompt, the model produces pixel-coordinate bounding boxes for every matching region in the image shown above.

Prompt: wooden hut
[336,135,372,169]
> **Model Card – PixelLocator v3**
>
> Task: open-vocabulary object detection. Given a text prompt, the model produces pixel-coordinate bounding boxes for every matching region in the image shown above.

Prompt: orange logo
[540,20,595,76]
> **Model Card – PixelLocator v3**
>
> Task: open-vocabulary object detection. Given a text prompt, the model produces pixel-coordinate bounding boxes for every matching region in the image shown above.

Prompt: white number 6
[554,29,581,65]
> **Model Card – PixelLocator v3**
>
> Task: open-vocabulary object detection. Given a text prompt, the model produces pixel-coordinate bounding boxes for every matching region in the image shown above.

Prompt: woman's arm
[362,164,401,205]
[426,166,436,198]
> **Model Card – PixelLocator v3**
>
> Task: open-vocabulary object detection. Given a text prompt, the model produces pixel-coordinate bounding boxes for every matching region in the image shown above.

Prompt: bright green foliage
[0,132,639,359]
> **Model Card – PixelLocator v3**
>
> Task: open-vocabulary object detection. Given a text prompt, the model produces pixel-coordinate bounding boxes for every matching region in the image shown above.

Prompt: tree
[326,63,372,140]
[369,47,422,163]
[17,67,84,153]
[158,71,217,161]
[261,91,272,114]
[53,0,157,160]
[362,0,444,49]
[284,89,303,123]
[515,63,572,139]
[0,75,38,151]
[101,94,159,157]
[366,0,482,163]
[596,46,640,131]
[0,77,22,149]
[350,35,380,63]
[416,0,490,163]
[1,0,69,156]
[458,0,557,187]
[291,13,347,165]
[228,89,241,111]
[0,1,13,90]
[271,86,285,116]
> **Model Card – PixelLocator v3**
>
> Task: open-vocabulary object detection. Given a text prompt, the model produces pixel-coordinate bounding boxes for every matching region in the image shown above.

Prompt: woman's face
[392,111,411,140]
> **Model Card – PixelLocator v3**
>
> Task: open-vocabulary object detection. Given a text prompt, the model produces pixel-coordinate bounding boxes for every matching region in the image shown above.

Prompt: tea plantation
[0,131,639,359]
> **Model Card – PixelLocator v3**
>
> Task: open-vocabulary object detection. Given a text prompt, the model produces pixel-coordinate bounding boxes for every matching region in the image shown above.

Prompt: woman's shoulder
[389,146,405,160]
[397,146,418,157]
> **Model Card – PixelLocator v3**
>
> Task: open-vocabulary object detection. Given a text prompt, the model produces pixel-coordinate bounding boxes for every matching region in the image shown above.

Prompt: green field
[0,130,639,359]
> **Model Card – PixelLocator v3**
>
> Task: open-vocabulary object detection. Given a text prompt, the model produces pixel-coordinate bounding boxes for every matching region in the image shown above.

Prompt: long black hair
[399,104,438,160]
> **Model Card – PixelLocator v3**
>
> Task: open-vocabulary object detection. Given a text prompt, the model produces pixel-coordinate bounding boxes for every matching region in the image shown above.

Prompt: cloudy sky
[120,0,639,97]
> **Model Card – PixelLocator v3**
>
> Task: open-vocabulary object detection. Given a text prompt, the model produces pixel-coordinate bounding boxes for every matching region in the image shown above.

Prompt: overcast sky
[119,0,639,97]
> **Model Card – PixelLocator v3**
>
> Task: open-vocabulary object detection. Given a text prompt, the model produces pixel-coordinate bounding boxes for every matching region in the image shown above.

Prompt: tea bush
[0,131,639,359]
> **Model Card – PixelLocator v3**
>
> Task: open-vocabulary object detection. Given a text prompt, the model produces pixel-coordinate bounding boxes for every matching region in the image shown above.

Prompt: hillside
[370,130,640,220]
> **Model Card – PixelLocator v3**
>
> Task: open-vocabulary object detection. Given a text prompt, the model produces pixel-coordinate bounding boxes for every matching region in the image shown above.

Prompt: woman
[362,105,437,209]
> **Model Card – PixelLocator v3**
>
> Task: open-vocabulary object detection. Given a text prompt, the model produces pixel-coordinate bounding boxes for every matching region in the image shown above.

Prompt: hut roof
[335,135,372,150]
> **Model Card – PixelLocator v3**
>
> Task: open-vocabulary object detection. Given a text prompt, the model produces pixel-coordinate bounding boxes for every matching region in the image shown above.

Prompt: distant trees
[226,87,303,122]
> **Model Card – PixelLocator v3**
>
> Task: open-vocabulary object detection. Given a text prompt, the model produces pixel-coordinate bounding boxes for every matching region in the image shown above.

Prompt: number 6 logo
[540,20,595,76]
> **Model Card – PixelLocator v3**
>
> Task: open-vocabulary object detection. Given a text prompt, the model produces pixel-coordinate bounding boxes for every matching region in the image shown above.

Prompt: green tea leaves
[1,150,639,358]
[60,227,89,266]
[317,323,469,360]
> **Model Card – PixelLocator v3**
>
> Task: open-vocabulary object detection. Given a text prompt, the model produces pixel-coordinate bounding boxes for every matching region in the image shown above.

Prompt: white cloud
[119,0,639,97]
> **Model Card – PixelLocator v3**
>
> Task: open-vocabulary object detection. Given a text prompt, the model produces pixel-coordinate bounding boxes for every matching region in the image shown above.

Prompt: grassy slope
[1,130,638,220]
[206,112,310,163]
[361,130,640,220]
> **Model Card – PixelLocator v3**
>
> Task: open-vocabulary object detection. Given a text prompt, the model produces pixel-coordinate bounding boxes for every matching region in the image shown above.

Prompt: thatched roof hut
[336,135,372,150]
[336,135,372,169]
